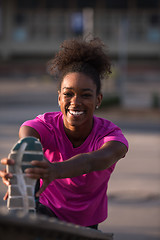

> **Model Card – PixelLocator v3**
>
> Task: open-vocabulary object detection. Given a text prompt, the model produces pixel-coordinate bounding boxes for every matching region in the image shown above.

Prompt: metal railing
[0,210,113,240]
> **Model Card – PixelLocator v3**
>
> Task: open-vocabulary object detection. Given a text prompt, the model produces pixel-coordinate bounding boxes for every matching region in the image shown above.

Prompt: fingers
[0,169,6,178]
[0,158,14,185]
[25,167,49,179]
[0,170,13,186]
[35,187,44,197]
[25,160,50,179]
[0,169,12,178]
[3,191,8,201]
[43,157,49,162]
[0,158,51,199]
[31,160,49,168]
[2,175,11,186]
[1,158,15,165]
[35,183,48,197]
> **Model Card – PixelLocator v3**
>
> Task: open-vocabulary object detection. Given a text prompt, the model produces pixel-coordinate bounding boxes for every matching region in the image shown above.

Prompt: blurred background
[0,0,160,108]
[0,0,160,240]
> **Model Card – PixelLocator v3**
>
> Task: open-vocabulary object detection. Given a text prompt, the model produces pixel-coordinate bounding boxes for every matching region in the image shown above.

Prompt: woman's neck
[64,121,93,148]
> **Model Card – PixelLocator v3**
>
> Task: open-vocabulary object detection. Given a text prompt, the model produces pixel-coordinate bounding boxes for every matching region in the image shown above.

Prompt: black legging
[35,180,98,230]
[36,203,98,230]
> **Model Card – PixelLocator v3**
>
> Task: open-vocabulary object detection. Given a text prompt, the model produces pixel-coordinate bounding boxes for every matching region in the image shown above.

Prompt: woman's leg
[36,202,98,230]
[36,202,58,218]
[87,224,98,230]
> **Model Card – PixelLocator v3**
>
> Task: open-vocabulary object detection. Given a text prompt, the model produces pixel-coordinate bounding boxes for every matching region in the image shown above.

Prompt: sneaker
[7,137,43,214]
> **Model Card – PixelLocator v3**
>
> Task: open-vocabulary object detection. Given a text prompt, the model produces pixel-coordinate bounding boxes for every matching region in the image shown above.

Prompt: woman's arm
[53,140,127,178]
[19,125,41,140]
[20,126,127,180]
[25,140,128,196]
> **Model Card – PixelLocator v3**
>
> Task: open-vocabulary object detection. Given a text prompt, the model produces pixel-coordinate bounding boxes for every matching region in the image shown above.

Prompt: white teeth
[69,110,83,116]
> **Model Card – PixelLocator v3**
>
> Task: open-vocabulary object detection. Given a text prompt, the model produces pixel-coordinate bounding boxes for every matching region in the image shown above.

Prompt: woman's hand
[0,158,15,200]
[25,158,56,197]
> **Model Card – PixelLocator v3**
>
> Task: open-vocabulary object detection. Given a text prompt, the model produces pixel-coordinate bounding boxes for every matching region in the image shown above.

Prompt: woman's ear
[96,93,103,109]
[58,90,61,106]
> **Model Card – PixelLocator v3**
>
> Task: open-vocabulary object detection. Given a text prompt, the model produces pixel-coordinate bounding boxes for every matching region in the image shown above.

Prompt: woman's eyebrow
[82,88,93,92]
[63,87,73,90]
[63,87,93,92]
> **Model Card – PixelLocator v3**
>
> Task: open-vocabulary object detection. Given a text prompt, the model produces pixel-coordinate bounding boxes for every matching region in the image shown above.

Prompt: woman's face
[58,72,102,130]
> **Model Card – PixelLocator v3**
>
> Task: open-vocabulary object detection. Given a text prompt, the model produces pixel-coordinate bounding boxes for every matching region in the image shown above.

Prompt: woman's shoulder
[93,115,118,131]
[32,111,63,133]
[37,111,62,124]
[93,115,128,148]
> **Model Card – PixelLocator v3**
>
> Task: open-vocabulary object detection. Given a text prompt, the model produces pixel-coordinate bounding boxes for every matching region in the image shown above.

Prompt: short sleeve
[21,116,54,148]
[98,126,129,149]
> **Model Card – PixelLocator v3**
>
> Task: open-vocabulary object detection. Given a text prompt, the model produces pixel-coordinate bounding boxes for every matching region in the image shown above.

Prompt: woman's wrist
[51,162,63,180]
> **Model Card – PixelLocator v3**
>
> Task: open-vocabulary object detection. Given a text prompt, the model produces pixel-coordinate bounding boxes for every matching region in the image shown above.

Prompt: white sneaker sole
[7,137,43,214]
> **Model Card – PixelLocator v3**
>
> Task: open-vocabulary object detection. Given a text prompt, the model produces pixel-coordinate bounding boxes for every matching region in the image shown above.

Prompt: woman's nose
[71,95,81,105]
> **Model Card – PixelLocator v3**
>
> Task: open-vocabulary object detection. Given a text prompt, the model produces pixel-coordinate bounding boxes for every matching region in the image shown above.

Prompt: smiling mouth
[68,110,84,116]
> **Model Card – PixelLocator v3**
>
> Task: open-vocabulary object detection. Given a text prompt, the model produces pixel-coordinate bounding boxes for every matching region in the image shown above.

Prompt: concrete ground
[0,78,160,240]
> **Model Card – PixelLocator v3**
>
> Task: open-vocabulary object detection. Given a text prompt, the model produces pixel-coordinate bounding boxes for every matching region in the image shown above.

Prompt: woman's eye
[64,92,72,97]
[82,94,92,97]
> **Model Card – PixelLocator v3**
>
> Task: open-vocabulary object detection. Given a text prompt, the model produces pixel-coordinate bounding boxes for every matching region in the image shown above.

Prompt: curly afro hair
[48,37,112,94]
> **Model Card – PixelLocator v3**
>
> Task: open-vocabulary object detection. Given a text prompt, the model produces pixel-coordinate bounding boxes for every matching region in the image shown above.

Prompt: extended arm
[21,125,128,195]
[51,140,127,179]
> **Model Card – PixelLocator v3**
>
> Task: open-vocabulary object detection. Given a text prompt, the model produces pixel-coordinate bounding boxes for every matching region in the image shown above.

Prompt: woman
[0,37,128,229]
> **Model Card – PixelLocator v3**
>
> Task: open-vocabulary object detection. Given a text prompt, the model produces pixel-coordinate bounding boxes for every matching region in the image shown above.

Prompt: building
[0,0,160,59]
[0,0,160,109]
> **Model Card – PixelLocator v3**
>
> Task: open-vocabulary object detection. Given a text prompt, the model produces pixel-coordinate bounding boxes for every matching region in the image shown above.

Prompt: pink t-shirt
[22,111,128,226]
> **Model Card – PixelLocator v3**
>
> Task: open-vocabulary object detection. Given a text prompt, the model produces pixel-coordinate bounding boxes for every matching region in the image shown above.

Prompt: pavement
[97,108,160,240]
[0,77,160,240]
